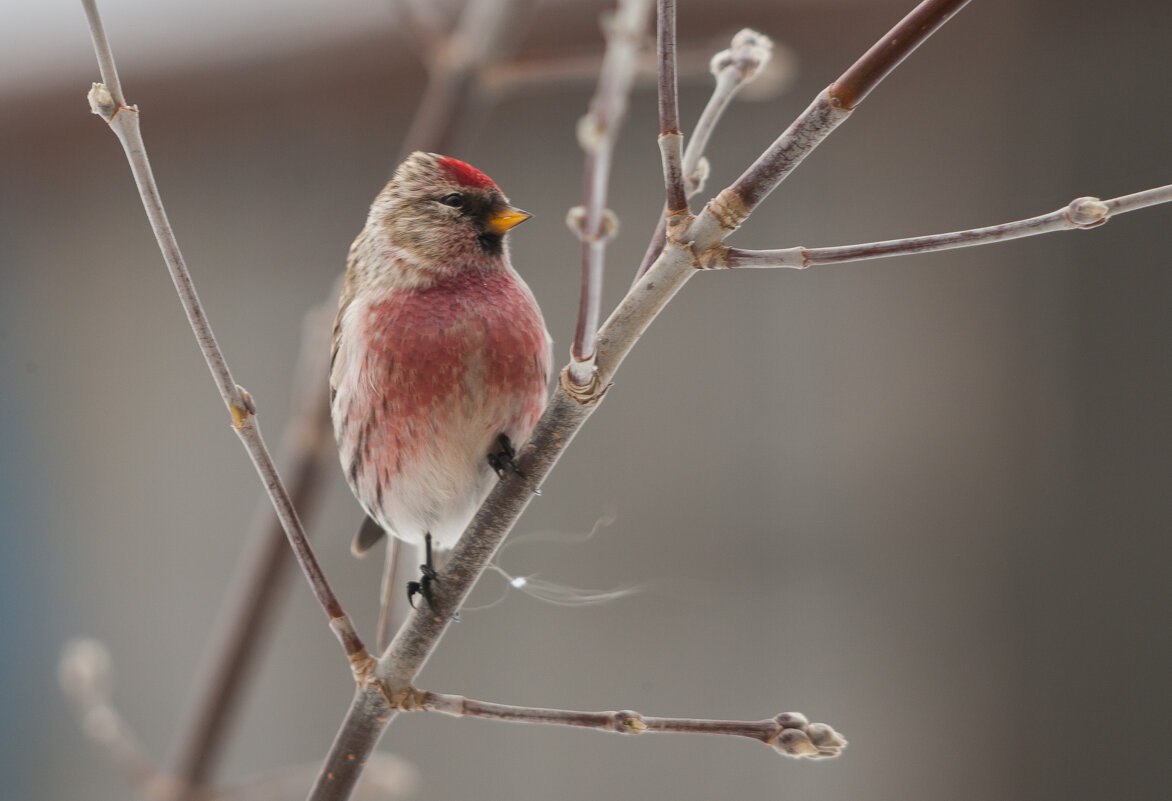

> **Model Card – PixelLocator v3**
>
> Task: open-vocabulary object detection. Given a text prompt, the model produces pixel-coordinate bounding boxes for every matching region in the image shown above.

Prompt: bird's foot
[488,433,524,479]
[407,533,439,611]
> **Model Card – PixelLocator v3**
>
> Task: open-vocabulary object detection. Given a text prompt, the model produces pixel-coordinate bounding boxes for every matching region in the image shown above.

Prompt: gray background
[1,1,1169,800]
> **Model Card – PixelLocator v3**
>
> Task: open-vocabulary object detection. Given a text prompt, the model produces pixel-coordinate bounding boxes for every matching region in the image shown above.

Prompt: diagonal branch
[726,0,971,218]
[79,0,367,668]
[713,187,1172,269]
[166,301,336,797]
[829,0,971,110]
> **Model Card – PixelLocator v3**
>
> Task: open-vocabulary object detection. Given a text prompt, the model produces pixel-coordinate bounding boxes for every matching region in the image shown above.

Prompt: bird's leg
[407,532,439,610]
[488,432,524,478]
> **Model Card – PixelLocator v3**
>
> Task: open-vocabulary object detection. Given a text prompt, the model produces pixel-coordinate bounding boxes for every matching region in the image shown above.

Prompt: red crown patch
[437,156,498,190]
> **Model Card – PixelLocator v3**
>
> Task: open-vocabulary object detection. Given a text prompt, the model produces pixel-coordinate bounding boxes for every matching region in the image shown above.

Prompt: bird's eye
[439,193,464,208]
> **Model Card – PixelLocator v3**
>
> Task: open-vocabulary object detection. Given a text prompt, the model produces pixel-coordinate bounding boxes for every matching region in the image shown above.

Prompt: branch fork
[71,0,1172,799]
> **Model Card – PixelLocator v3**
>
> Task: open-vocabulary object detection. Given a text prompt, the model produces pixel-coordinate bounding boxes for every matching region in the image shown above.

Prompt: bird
[330,151,552,644]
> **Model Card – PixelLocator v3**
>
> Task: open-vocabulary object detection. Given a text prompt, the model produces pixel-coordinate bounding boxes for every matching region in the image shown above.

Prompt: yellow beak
[484,206,532,235]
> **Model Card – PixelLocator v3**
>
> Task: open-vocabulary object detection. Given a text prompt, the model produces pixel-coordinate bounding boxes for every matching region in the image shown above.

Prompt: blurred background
[1,0,1169,800]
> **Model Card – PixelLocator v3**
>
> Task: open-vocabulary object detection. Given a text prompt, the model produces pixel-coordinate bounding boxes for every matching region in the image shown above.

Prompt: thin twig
[726,0,971,218]
[398,0,524,158]
[829,0,971,110]
[566,0,653,388]
[635,28,774,282]
[419,691,847,759]
[220,755,417,801]
[60,640,414,801]
[79,1,367,667]
[714,188,1172,269]
[167,302,336,797]
[480,33,787,96]
[656,0,687,215]
[60,641,163,799]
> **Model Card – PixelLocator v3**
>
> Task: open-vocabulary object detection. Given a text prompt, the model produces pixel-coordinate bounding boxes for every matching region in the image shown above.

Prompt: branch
[566,0,653,387]
[309,3,973,796]
[167,301,336,797]
[635,28,774,282]
[727,0,970,217]
[479,32,791,97]
[60,640,414,801]
[220,756,416,801]
[829,0,971,110]
[713,187,1172,269]
[419,692,847,759]
[656,0,686,216]
[59,640,163,799]
[398,0,527,158]
[79,0,367,667]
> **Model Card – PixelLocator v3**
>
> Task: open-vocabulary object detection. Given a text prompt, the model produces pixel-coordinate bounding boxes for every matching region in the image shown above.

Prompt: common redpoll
[330,152,552,618]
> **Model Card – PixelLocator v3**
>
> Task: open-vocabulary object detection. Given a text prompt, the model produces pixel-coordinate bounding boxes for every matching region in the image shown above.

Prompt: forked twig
[635,28,775,282]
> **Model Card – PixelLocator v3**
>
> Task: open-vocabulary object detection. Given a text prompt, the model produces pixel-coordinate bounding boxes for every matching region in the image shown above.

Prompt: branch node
[614,710,647,733]
[768,712,848,760]
[686,156,711,197]
[60,638,113,703]
[707,188,751,234]
[695,243,730,270]
[1064,196,1111,228]
[230,385,256,429]
[710,28,774,82]
[87,82,129,122]
[389,685,428,711]
[559,363,608,405]
[566,206,620,242]
[350,651,378,687]
[576,112,606,152]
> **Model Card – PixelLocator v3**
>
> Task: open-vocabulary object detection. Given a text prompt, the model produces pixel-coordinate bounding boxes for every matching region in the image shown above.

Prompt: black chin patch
[477,232,503,255]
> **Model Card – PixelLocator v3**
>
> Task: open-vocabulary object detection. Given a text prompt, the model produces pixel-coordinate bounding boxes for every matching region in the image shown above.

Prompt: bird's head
[369,152,531,270]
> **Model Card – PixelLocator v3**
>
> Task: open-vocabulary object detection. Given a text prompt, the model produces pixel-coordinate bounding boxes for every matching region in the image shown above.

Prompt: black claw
[488,433,524,479]
[407,533,439,611]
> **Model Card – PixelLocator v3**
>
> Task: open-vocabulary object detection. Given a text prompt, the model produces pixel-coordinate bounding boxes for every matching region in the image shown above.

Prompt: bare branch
[79,0,126,107]
[221,755,416,801]
[79,1,367,666]
[635,28,774,282]
[566,0,653,387]
[480,33,790,97]
[61,640,414,801]
[60,640,170,800]
[399,0,526,158]
[419,691,847,759]
[727,0,971,219]
[714,187,1172,269]
[829,0,971,110]
[167,302,336,796]
[656,0,687,215]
